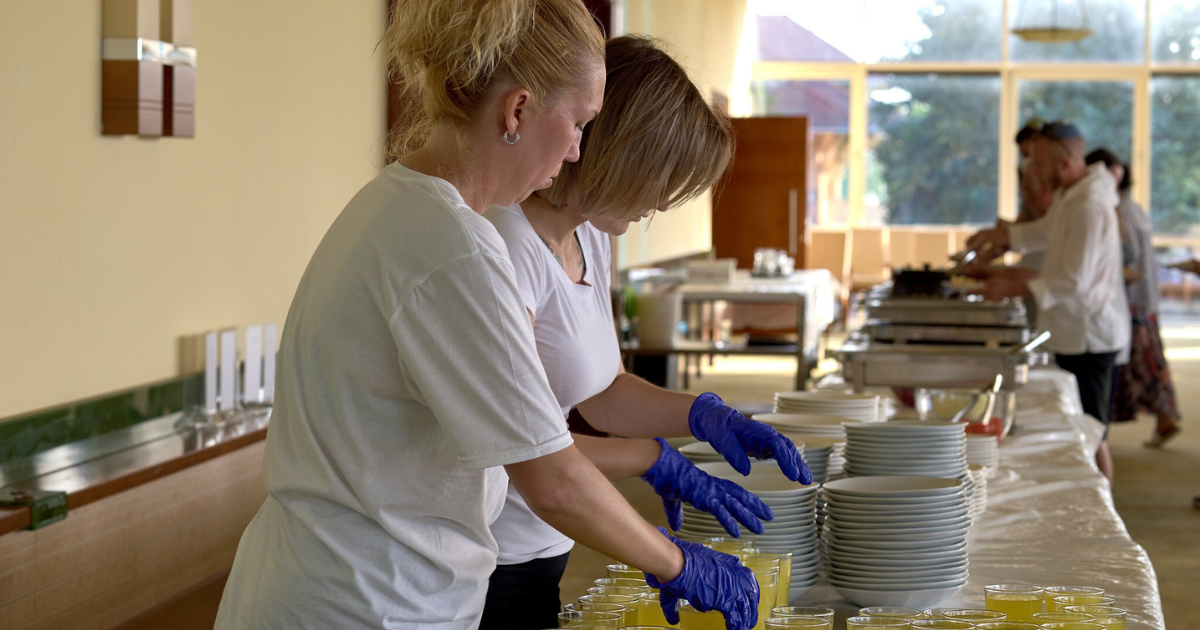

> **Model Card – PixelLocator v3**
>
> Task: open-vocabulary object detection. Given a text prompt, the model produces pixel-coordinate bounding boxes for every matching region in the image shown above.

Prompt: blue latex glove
[645,527,759,630]
[689,392,812,483]
[642,438,775,536]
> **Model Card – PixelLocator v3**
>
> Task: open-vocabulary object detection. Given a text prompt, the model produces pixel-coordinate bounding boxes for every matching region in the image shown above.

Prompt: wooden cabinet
[711,117,813,269]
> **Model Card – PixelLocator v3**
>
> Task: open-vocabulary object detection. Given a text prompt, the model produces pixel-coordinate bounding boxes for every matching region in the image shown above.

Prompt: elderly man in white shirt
[966,121,1130,482]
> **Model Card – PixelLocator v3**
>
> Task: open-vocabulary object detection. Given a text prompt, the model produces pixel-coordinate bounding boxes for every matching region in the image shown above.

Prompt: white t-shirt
[483,204,623,565]
[215,164,573,629]
[1009,164,1131,356]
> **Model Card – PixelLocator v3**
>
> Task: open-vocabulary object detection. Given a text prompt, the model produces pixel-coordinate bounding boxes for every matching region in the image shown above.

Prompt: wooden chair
[807,229,852,322]
[849,227,890,291]
[913,230,954,268]
[887,228,920,270]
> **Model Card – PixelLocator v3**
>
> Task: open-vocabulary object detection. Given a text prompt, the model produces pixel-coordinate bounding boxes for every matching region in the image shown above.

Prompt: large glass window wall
[749,0,1200,236]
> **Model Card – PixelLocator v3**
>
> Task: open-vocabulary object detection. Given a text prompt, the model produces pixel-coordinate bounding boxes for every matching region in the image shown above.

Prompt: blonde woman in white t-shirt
[216,4,760,629]
[483,36,811,630]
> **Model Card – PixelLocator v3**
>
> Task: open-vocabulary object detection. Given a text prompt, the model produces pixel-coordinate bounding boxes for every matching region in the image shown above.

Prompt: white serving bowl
[831,583,966,609]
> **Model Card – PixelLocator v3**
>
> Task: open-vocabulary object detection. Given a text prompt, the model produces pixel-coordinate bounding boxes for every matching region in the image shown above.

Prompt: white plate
[823,476,964,497]
[826,516,971,533]
[822,494,967,509]
[753,413,856,428]
[825,542,967,560]
[831,583,966,609]
[823,527,968,543]
[824,534,966,552]
[829,576,967,592]
[828,551,967,568]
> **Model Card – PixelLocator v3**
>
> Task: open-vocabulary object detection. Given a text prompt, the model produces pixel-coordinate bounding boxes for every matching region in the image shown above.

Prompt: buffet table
[797,368,1166,629]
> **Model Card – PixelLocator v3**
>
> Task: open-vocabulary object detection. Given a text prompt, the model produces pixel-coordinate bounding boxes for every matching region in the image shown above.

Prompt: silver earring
[504,130,520,145]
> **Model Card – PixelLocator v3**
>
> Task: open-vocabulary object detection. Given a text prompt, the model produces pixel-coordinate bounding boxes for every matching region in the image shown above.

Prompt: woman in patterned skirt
[1086,149,1182,447]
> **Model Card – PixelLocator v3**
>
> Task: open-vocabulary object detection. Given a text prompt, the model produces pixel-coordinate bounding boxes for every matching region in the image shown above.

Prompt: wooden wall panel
[0,441,266,630]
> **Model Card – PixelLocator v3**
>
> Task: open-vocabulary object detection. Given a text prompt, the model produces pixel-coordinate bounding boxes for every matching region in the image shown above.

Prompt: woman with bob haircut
[216,3,758,629]
[483,35,809,629]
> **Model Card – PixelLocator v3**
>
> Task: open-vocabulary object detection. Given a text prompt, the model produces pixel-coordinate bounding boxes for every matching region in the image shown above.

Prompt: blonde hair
[383,0,605,161]
[541,36,734,219]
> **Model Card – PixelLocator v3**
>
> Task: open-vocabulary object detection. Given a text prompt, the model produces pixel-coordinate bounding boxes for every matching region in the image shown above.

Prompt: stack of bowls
[677,463,822,599]
[752,414,849,480]
[966,434,1000,476]
[680,440,806,467]
[774,391,882,423]
[821,476,969,608]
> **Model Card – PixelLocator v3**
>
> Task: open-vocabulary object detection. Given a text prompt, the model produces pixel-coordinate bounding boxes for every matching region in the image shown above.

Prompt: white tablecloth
[798,367,1166,629]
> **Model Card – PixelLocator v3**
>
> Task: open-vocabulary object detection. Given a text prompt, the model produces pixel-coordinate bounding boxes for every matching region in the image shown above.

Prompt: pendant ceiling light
[1012,0,1095,43]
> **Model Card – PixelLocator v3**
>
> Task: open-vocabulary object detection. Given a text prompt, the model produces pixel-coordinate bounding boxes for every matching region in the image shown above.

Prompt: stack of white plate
[677,463,822,600]
[774,391,882,423]
[841,421,968,480]
[966,434,999,474]
[967,463,988,518]
[680,440,806,467]
[821,476,969,608]
[751,414,849,480]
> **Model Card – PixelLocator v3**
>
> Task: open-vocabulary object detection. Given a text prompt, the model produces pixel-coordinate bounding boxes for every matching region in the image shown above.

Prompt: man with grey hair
[966,121,1130,482]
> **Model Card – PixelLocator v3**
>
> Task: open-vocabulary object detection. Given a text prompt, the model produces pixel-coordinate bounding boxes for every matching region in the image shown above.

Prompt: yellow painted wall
[616,0,747,269]
[0,1,387,417]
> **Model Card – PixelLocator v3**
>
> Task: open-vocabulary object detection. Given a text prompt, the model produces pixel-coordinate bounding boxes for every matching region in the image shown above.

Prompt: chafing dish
[836,335,1048,392]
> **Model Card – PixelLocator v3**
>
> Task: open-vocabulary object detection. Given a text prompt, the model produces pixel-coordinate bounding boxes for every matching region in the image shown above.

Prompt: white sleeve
[1009,215,1051,254]
[389,252,572,470]
[1026,197,1115,318]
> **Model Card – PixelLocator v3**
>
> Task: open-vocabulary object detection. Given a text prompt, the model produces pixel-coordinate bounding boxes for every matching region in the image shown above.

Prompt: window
[1152,76,1200,234]
[1152,0,1200,63]
[868,74,1001,225]
[1018,80,1135,163]
[749,0,1198,235]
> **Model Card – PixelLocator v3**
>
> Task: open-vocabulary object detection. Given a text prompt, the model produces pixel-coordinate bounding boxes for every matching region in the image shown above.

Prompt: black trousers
[479,552,571,630]
[1055,351,1119,430]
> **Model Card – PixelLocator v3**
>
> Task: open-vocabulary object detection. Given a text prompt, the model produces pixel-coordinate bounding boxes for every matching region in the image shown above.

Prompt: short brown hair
[541,36,734,219]
[383,0,605,160]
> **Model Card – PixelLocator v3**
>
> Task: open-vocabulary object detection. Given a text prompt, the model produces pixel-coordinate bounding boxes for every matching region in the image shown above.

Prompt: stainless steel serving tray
[862,321,1032,346]
[864,296,1028,328]
[835,337,1048,391]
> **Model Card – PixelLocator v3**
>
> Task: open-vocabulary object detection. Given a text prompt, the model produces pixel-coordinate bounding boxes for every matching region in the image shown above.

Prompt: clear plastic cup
[973,623,1043,630]
[771,606,835,624]
[941,609,1006,622]
[592,577,650,592]
[1052,595,1115,611]
[984,583,1044,622]
[563,602,627,616]
[911,621,974,630]
[1043,586,1105,612]
[1063,605,1127,630]
[607,563,645,580]
[587,586,648,598]
[557,610,622,629]
[764,618,830,630]
[679,602,727,630]
[846,617,912,629]
[1037,623,1104,630]
[1034,612,1098,623]
[859,607,923,619]
[637,592,679,628]
[577,594,639,626]
[758,549,794,607]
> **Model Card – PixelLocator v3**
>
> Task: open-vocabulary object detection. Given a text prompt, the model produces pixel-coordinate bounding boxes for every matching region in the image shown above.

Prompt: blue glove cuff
[688,392,725,439]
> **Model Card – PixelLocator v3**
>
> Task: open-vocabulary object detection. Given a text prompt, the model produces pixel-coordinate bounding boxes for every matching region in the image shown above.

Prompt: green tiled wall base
[0,375,204,465]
